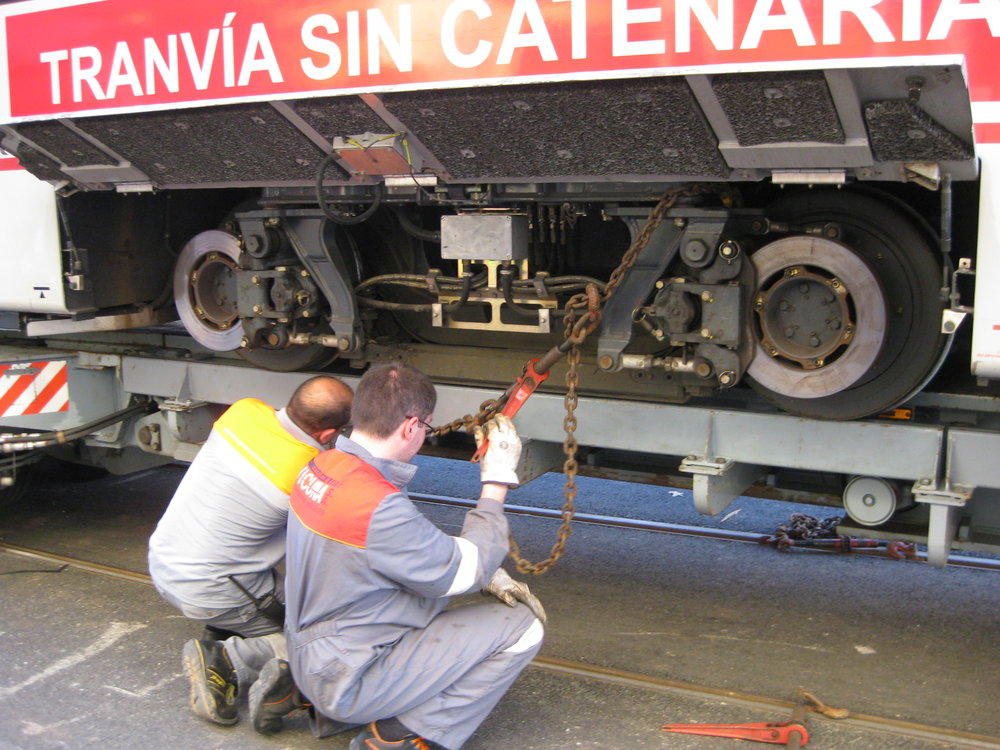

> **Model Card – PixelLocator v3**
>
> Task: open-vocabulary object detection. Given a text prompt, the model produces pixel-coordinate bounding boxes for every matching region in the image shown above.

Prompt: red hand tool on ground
[662,721,809,746]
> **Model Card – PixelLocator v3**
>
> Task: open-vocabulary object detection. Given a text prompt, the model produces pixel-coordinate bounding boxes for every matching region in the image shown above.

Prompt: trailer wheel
[746,190,945,420]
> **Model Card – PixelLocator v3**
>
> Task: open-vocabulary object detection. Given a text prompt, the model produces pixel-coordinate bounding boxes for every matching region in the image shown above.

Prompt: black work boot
[181,638,239,725]
[248,658,309,735]
[349,721,436,749]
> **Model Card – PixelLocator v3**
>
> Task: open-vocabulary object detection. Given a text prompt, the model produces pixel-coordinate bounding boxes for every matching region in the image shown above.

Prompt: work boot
[181,638,239,725]
[349,721,435,750]
[248,658,308,735]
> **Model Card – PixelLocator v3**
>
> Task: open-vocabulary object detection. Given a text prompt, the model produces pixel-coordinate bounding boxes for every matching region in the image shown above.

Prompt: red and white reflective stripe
[0,360,70,417]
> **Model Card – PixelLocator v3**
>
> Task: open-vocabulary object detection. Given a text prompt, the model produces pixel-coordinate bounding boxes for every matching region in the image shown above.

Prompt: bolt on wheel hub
[755,265,855,370]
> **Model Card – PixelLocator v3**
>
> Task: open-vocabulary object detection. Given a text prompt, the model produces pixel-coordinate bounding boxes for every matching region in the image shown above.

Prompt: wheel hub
[173,230,245,351]
[755,266,854,370]
[747,235,887,399]
[189,251,238,330]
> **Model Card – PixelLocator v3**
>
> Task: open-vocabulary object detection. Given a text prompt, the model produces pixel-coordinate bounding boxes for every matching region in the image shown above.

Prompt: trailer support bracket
[681,457,764,516]
[913,480,973,566]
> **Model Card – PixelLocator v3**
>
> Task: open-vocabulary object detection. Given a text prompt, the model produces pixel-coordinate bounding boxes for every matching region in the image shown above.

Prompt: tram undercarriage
[174,184,953,422]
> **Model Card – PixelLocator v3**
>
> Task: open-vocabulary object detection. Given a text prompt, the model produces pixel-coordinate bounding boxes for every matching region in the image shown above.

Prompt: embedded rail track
[2,535,999,749]
[411,492,1000,572]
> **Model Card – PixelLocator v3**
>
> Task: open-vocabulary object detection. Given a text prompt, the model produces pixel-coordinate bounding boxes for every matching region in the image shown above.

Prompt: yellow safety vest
[213,398,319,495]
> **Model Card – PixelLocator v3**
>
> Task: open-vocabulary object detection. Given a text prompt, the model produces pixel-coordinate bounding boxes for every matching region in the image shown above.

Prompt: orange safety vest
[290,450,397,549]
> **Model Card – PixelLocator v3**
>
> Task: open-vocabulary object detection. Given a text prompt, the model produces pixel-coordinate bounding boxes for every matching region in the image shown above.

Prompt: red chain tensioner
[470,284,602,464]
[470,353,554,463]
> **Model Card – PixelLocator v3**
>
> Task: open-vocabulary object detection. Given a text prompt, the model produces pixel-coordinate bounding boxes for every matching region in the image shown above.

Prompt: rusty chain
[777,513,844,540]
[433,184,732,574]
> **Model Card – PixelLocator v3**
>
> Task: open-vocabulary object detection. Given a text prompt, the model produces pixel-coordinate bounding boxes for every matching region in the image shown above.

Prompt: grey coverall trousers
[307,601,544,749]
[156,576,287,688]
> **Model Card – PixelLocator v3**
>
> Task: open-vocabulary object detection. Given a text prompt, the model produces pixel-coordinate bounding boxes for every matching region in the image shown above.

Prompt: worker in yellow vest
[148,375,353,726]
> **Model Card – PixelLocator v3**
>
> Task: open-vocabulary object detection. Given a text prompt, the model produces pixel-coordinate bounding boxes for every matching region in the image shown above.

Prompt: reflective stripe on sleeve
[443,537,480,596]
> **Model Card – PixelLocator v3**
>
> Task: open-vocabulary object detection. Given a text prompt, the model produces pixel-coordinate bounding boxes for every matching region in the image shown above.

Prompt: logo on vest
[296,466,330,504]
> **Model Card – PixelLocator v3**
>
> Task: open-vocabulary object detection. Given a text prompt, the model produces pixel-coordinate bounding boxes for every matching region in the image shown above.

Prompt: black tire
[237,344,337,372]
[746,189,946,420]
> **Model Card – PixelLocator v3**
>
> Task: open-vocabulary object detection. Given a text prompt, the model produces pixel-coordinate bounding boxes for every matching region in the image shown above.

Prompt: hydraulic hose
[0,402,156,453]
[355,273,475,295]
[315,152,382,225]
[500,268,546,319]
[356,272,475,314]
[512,275,607,292]
[444,272,473,313]
[356,298,434,313]
[396,211,442,243]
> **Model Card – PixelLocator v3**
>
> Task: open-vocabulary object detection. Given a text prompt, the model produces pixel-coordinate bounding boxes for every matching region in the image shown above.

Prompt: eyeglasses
[408,416,434,435]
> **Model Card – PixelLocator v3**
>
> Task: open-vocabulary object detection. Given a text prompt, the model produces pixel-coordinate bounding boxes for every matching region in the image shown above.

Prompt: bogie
[167,186,948,422]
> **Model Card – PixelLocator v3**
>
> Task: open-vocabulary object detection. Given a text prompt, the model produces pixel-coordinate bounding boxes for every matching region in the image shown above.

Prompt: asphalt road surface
[0,455,998,749]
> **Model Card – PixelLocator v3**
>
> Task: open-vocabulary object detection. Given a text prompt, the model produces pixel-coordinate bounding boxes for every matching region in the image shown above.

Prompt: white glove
[482,567,547,624]
[473,414,521,486]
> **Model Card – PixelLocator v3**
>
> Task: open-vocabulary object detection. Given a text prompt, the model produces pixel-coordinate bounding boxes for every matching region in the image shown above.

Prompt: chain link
[429,397,504,438]
[774,513,844,541]
[435,184,728,574]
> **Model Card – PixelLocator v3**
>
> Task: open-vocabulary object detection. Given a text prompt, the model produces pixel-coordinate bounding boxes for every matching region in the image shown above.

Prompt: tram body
[1,0,999,563]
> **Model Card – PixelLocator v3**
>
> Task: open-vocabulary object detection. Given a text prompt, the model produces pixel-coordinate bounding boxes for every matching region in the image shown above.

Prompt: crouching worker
[251,363,545,749]
[148,375,353,726]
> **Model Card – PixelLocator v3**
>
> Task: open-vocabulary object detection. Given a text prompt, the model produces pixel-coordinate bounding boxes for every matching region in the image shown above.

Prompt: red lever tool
[470,358,550,463]
[661,721,809,746]
[469,337,576,463]
[470,286,601,464]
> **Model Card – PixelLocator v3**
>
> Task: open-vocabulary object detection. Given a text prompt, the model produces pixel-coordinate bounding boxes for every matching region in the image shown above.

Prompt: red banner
[2,0,999,128]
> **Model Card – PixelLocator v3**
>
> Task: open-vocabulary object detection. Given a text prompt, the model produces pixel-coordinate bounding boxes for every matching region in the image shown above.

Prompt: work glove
[482,567,547,624]
[473,414,521,486]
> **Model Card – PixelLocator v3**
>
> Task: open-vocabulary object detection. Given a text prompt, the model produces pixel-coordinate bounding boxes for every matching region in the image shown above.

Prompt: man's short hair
[352,364,436,439]
[286,376,352,436]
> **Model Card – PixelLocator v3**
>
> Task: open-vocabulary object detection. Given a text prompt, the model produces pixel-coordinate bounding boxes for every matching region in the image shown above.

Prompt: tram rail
[411,493,1000,572]
[2,537,998,748]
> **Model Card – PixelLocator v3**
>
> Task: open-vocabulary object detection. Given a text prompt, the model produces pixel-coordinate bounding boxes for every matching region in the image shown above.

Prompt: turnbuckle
[662,721,809,746]
[470,357,551,463]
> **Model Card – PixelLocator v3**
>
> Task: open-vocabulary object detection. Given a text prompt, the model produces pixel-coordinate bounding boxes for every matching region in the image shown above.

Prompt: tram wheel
[746,189,946,420]
[236,343,337,372]
[173,230,244,351]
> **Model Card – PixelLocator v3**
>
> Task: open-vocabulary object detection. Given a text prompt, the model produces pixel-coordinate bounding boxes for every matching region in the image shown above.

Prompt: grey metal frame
[0,347,994,565]
[113,354,999,565]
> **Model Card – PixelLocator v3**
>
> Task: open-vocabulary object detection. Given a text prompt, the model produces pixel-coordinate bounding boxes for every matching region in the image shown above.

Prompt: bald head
[286,376,353,441]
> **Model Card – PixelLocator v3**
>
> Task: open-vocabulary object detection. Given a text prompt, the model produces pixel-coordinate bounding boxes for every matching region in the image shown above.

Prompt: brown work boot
[248,658,308,735]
